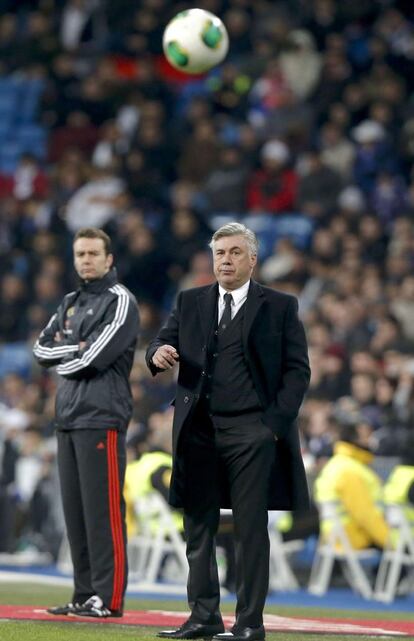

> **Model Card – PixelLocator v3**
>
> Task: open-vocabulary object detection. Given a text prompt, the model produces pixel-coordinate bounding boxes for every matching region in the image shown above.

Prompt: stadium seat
[0,94,17,126]
[0,141,25,174]
[18,78,45,123]
[308,501,378,599]
[0,122,11,142]
[15,124,48,159]
[374,504,414,603]
[0,343,33,379]
[16,123,46,143]
[56,532,72,575]
[128,492,188,586]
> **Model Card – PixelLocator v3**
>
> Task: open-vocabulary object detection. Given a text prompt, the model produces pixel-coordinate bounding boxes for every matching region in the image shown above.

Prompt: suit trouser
[183,415,275,628]
[57,429,127,611]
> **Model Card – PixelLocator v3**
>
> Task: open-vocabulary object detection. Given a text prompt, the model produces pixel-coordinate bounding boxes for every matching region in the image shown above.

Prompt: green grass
[0,622,390,641]
[0,583,411,641]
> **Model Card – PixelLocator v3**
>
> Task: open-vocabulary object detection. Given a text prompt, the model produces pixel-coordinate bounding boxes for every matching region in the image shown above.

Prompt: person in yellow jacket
[124,412,183,537]
[314,423,389,549]
[384,433,414,523]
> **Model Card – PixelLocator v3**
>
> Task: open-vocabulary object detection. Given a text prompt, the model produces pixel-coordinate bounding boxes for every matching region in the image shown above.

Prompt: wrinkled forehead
[213,234,249,252]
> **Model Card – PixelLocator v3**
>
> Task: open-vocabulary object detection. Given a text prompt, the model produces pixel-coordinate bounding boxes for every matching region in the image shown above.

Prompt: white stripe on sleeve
[56,286,130,375]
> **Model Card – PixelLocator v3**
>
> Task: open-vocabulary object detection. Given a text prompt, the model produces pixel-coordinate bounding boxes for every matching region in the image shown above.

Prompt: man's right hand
[152,345,179,370]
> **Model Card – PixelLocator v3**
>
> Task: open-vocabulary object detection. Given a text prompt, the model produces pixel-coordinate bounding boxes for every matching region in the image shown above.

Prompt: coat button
[184,396,190,403]
[202,345,207,351]
[201,370,206,376]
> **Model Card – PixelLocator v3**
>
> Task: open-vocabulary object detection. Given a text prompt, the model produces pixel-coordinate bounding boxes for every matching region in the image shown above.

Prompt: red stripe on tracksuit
[107,430,125,611]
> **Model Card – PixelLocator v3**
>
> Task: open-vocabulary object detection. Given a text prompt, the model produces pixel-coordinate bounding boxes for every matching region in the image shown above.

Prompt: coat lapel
[197,283,219,341]
[242,280,265,350]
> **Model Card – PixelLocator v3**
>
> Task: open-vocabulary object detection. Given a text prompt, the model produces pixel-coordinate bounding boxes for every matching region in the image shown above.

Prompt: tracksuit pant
[57,429,127,611]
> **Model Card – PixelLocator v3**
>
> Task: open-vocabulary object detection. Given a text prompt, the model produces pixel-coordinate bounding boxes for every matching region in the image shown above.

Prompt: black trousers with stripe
[57,429,127,611]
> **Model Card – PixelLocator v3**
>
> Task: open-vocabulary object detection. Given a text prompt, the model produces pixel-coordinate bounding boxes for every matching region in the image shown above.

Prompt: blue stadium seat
[15,124,48,159]
[0,94,18,125]
[243,214,314,259]
[16,123,47,145]
[0,141,25,174]
[0,342,33,379]
[0,122,11,142]
[18,78,45,123]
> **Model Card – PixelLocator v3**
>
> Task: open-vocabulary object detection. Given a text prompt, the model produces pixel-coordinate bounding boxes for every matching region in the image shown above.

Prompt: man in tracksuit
[33,227,140,618]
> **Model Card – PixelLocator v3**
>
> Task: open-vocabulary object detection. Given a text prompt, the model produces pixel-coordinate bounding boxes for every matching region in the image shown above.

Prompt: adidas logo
[96,442,105,450]
[86,308,94,315]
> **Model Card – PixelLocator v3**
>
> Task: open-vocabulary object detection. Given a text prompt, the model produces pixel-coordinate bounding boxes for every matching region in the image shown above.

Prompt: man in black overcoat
[146,223,310,641]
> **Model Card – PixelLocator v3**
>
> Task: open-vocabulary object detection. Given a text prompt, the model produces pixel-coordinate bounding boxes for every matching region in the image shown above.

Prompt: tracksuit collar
[80,267,118,294]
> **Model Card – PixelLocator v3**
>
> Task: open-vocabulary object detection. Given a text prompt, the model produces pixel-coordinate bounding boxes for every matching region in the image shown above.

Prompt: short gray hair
[209,222,258,256]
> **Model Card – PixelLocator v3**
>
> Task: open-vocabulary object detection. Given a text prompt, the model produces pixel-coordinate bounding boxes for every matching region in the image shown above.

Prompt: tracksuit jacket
[33,268,139,431]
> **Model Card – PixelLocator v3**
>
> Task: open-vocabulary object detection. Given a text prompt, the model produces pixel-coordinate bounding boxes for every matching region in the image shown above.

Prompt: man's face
[73,237,113,281]
[213,234,256,291]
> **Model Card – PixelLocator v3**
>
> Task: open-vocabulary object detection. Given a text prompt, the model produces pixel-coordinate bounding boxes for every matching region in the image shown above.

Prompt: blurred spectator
[384,433,414,516]
[370,171,407,226]
[49,111,99,162]
[164,208,210,285]
[120,225,171,306]
[208,63,251,119]
[91,119,129,169]
[296,149,342,220]
[319,121,355,181]
[178,119,220,184]
[0,274,28,342]
[352,119,397,194]
[278,30,322,100]
[314,422,390,550]
[0,154,49,201]
[64,165,127,232]
[60,0,107,53]
[247,139,297,213]
[202,144,250,214]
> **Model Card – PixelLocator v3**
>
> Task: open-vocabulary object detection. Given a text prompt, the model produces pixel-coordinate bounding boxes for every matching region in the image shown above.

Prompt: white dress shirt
[218,280,250,324]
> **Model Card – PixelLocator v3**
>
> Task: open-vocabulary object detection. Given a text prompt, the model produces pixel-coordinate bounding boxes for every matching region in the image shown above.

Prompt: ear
[107,253,114,269]
[250,253,257,268]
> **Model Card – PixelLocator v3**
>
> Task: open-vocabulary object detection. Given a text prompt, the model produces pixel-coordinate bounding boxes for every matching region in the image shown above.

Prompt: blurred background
[1,0,414,596]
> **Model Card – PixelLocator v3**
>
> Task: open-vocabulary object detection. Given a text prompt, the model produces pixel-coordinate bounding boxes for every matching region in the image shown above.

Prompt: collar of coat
[80,267,118,294]
[334,441,374,465]
[196,279,265,346]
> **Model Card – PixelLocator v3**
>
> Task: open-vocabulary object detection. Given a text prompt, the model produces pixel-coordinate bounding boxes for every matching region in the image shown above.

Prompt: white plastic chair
[268,511,304,591]
[308,501,378,599]
[56,531,73,575]
[128,492,188,587]
[375,504,414,603]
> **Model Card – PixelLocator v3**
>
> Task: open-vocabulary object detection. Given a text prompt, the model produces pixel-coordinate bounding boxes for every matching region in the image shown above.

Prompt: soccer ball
[163,8,229,75]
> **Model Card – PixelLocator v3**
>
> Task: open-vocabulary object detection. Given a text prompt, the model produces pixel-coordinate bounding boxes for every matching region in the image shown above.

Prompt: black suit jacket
[146,280,311,510]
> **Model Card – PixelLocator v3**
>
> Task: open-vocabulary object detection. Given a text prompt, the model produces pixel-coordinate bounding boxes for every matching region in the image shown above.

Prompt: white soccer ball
[163,8,229,75]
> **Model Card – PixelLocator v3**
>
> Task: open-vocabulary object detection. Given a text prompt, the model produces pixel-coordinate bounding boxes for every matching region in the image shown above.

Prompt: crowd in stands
[1,0,414,565]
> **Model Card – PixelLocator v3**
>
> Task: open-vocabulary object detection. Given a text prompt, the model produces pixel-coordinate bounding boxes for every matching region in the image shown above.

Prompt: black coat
[146,280,311,510]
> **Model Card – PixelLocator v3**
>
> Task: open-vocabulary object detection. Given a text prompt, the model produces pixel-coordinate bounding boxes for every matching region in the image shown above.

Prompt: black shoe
[72,595,123,618]
[213,625,265,641]
[158,619,225,639]
[46,602,82,616]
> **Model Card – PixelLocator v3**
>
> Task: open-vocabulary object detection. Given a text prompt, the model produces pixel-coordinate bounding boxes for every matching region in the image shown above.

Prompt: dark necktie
[219,293,233,332]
